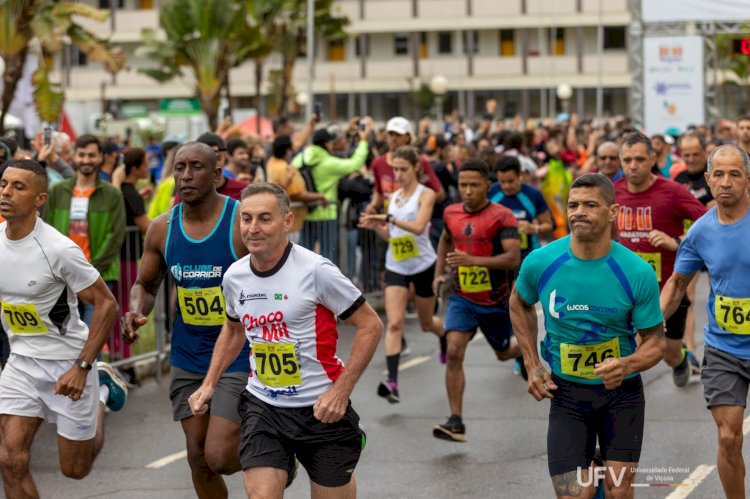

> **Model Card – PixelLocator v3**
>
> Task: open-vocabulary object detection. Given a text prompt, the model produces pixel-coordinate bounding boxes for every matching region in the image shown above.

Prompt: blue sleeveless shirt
[165,196,250,373]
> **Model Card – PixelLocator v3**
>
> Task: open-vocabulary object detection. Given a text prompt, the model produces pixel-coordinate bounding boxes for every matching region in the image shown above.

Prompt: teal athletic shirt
[515,236,663,385]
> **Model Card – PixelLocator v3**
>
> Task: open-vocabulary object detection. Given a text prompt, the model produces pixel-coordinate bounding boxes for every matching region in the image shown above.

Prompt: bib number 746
[560,337,620,379]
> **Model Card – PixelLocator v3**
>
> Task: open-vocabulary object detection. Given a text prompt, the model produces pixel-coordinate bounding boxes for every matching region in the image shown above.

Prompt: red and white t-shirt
[222,242,365,408]
[614,176,706,289]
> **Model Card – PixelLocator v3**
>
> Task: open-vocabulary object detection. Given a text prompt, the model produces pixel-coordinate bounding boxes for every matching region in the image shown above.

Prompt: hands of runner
[594,357,628,389]
[55,366,88,401]
[120,312,148,344]
[648,230,679,252]
[313,386,348,424]
[189,385,214,417]
[446,250,474,267]
[528,366,557,400]
[358,213,387,229]
[517,220,533,234]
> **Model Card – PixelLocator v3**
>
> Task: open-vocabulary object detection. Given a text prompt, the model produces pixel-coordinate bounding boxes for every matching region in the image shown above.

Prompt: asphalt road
[13,275,746,498]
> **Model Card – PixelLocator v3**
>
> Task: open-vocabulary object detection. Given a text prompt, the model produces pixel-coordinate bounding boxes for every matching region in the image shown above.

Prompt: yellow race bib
[457,266,492,293]
[253,343,302,387]
[715,295,750,334]
[2,302,47,335]
[177,286,226,326]
[560,338,620,379]
[635,251,662,283]
[390,235,419,261]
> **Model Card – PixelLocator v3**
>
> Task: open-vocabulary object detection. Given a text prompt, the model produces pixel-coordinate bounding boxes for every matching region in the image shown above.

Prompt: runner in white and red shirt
[190,182,382,499]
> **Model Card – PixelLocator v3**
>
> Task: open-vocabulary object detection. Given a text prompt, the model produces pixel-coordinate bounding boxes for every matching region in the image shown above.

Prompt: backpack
[298,158,320,212]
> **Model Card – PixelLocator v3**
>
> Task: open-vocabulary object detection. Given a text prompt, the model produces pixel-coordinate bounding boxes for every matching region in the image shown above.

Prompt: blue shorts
[444,294,513,352]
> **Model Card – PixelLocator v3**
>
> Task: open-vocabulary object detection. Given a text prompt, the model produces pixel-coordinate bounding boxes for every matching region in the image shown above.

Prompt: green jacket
[43,176,126,282]
[292,140,369,221]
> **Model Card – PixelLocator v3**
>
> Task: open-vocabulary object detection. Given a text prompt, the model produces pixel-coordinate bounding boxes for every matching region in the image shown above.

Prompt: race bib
[715,295,750,334]
[560,337,620,379]
[177,286,225,326]
[457,266,491,293]
[390,235,419,261]
[2,302,47,335]
[635,251,662,283]
[253,342,302,387]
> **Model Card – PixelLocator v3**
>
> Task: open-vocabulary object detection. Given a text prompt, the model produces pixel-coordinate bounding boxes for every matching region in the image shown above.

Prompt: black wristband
[674,237,682,249]
[386,214,393,224]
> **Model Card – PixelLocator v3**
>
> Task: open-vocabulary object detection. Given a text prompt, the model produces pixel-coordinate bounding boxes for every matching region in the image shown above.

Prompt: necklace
[394,187,416,208]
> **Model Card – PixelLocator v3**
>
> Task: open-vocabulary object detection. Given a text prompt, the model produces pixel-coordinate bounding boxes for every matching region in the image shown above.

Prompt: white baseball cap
[386,117,413,136]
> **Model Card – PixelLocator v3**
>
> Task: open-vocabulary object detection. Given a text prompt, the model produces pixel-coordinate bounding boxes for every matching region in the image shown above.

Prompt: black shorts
[238,391,364,487]
[665,295,691,340]
[384,263,435,298]
[547,375,645,477]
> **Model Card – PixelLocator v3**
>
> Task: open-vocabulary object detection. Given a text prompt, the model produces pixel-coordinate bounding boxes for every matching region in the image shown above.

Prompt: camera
[43,126,53,147]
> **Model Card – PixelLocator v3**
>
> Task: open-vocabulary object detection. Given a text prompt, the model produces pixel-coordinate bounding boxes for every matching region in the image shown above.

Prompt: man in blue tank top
[121,142,252,498]
[510,173,665,498]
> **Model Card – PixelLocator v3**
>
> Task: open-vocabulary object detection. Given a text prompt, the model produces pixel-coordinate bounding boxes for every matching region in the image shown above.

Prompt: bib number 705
[252,343,302,387]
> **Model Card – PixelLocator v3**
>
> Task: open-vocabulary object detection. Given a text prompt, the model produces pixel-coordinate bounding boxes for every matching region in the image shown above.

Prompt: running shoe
[98,361,128,412]
[432,415,466,442]
[359,424,367,451]
[439,335,447,364]
[672,348,690,387]
[687,351,701,375]
[377,379,400,403]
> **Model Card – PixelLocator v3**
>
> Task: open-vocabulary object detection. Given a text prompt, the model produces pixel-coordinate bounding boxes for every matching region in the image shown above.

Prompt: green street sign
[159,98,201,115]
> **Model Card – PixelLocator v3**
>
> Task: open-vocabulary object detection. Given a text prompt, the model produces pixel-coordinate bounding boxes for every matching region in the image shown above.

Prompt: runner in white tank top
[359,146,446,404]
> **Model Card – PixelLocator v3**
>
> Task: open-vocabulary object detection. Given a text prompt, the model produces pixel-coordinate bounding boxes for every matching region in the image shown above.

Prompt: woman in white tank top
[359,146,445,403]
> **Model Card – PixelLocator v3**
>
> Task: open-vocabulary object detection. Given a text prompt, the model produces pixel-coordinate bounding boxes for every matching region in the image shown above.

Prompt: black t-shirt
[674,167,713,206]
[430,158,459,220]
[121,182,146,261]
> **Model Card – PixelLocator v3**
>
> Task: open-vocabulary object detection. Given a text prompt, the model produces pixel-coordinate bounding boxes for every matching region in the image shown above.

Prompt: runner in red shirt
[615,133,706,387]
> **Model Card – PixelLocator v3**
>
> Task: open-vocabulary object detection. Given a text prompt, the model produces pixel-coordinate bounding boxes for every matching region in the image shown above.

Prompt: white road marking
[663,464,716,499]
[664,414,750,497]
[146,450,187,469]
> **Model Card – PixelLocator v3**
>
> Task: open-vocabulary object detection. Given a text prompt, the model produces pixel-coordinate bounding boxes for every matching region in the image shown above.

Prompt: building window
[420,32,428,59]
[462,31,479,55]
[394,33,409,56]
[328,39,345,61]
[355,36,369,57]
[550,28,565,55]
[603,26,626,50]
[499,29,515,56]
[438,32,452,54]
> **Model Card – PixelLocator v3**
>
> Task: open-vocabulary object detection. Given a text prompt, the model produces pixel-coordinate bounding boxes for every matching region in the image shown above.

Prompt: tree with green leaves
[0,0,124,135]
[137,0,270,130]
[251,0,349,116]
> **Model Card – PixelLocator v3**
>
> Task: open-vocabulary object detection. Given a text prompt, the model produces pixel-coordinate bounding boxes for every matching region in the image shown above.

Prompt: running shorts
[702,345,750,409]
[665,295,690,340]
[444,294,513,352]
[384,263,436,298]
[169,366,248,423]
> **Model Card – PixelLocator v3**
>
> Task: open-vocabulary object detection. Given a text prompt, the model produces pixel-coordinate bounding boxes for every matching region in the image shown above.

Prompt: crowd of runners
[0,109,748,498]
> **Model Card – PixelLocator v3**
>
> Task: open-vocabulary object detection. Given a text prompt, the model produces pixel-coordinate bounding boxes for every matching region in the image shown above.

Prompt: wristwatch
[75,358,93,371]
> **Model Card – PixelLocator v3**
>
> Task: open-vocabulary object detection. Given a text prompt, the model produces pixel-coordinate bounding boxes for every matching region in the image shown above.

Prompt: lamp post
[305,0,314,121]
[430,75,448,131]
[556,83,573,115]
[296,91,309,115]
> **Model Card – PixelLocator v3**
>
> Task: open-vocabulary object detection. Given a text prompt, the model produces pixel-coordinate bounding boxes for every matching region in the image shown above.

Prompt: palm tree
[251,0,349,116]
[137,0,270,130]
[0,0,124,135]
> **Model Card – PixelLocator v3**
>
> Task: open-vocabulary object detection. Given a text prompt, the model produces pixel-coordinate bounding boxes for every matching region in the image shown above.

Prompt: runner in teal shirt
[510,173,666,497]
[515,236,663,384]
